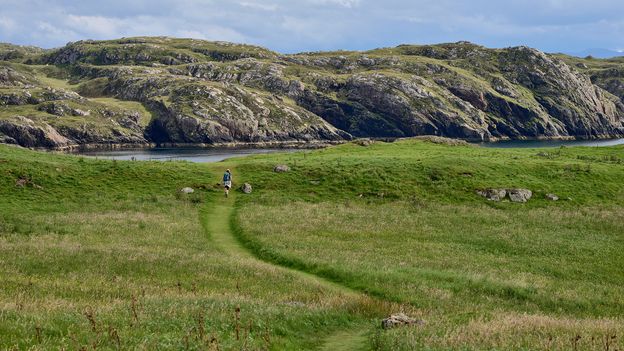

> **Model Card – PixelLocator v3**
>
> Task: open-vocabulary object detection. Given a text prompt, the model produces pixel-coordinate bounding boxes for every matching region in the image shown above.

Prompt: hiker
[223,169,232,197]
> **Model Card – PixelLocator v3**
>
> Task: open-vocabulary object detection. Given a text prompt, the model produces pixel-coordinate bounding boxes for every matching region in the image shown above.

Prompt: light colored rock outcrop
[381,313,425,329]
[241,183,252,194]
[273,164,291,173]
[508,188,533,203]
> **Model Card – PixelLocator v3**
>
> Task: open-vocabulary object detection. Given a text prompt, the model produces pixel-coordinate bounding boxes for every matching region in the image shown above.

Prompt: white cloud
[0,16,17,33]
[239,1,279,11]
[66,15,125,38]
[307,0,360,8]
[0,0,622,54]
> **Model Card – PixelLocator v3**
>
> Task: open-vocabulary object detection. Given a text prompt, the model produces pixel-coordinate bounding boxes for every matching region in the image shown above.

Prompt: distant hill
[1,37,624,148]
[565,48,624,59]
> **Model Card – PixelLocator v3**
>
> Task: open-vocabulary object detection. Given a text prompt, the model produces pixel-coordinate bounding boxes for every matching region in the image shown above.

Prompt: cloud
[0,16,17,32]
[238,1,279,11]
[0,0,622,54]
[307,0,361,7]
[66,15,125,38]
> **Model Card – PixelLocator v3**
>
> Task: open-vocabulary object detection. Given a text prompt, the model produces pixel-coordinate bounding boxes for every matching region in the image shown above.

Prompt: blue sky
[1,0,623,54]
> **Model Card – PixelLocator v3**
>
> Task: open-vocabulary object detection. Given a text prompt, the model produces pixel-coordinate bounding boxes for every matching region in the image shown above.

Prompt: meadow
[233,139,624,350]
[0,144,388,350]
[1,138,623,350]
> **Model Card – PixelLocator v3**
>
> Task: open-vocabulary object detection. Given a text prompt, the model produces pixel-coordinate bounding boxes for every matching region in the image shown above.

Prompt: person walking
[223,169,232,197]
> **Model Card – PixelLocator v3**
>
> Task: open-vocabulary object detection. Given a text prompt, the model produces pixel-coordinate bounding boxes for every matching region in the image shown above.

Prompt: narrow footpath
[202,191,373,351]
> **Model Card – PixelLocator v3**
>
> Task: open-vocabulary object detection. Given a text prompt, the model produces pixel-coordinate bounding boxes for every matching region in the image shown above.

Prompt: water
[479,138,624,148]
[74,147,299,163]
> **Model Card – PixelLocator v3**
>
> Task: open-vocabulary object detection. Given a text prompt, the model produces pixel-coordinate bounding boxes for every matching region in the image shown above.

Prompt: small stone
[241,183,252,194]
[180,187,194,194]
[274,164,290,173]
[476,188,507,201]
[15,178,28,187]
[72,108,90,116]
[381,313,425,329]
[508,188,532,203]
[545,193,559,201]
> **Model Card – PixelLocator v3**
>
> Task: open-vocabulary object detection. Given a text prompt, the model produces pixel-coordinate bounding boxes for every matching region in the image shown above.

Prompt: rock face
[381,313,425,329]
[273,164,291,173]
[2,37,624,148]
[241,183,252,194]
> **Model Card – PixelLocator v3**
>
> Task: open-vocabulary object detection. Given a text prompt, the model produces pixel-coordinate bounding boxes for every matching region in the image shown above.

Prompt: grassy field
[0,145,388,350]
[233,139,624,350]
[1,139,623,350]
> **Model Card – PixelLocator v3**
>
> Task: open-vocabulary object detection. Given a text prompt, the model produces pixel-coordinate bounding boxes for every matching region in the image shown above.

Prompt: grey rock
[180,187,194,194]
[37,101,69,116]
[381,313,425,329]
[0,118,72,148]
[354,138,374,146]
[508,188,533,203]
[241,183,252,194]
[545,193,559,201]
[476,188,507,201]
[274,164,291,173]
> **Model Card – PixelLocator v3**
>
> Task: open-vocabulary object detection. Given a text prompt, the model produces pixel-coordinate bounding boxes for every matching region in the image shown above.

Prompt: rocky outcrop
[274,164,291,173]
[476,188,507,202]
[241,183,252,194]
[2,37,624,148]
[477,188,533,202]
[381,313,425,329]
[0,117,71,148]
[507,188,533,203]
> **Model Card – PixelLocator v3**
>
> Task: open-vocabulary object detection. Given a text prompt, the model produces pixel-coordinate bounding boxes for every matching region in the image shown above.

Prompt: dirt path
[202,190,373,351]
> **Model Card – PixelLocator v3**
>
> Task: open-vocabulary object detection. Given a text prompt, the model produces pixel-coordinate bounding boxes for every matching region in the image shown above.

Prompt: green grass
[232,139,624,350]
[0,145,387,350]
[2,139,624,350]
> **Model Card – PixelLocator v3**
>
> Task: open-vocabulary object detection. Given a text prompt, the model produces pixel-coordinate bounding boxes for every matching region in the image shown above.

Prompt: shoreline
[2,134,624,152]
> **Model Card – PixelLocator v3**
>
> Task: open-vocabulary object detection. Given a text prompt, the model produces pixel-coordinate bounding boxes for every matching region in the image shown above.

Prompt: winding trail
[202,190,372,351]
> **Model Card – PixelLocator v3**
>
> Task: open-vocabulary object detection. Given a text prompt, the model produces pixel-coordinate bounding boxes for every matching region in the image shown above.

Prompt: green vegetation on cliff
[1,37,624,148]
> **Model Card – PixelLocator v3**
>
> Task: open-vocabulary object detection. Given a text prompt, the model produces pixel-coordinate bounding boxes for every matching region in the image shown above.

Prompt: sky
[1,0,623,55]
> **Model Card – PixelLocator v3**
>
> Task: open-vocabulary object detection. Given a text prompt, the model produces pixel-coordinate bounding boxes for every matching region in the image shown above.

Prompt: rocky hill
[1,37,624,148]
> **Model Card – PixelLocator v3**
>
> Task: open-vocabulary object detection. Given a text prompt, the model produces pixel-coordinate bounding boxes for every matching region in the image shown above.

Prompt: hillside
[1,37,624,148]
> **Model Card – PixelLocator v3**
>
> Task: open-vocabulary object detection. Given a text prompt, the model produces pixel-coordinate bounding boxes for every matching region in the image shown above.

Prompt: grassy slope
[0,145,386,350]
[233,139,624,350]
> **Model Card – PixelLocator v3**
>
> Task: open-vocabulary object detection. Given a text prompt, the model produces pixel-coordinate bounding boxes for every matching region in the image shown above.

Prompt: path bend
[201,191,373,351]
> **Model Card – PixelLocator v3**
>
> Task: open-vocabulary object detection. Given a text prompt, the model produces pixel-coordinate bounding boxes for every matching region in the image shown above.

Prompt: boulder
[354,138,374,146]
[274,164,291,173]
[180,187,194,194]
[476,188,507,201]
[241,183,252,194]
[545,193,559,201]
[381,313,424,329]
[508,188,532,203]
